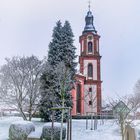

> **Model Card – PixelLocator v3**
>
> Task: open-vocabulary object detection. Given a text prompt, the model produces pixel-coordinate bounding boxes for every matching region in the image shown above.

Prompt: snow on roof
[102,107,113,111]
[78,73,84,76]
[0,102,16,110]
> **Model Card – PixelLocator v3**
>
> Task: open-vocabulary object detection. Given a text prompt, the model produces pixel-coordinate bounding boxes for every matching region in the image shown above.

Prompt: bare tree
[133,79,140,114]
[0,56,44,121]
[83,86,97,130]
[134,79,140,96]
[54,62,72,140]
[109,94,140,140]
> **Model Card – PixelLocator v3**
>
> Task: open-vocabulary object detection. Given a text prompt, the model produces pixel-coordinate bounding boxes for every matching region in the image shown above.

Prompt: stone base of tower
[71,74,85,116]
[71,74,102,116]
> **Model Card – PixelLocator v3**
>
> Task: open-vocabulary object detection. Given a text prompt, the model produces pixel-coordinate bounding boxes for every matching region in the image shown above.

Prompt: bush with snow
[9,121,35,140]
[42,122,66,140]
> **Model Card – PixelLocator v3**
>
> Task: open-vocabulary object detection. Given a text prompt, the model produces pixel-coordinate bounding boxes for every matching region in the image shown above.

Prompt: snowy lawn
[0,117,121,140]
[72,119,121,140]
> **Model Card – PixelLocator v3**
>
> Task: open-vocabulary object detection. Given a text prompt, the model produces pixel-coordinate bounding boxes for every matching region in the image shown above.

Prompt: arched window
[88,42,93,53]
[88,64,93,77]
[76,84,81,114]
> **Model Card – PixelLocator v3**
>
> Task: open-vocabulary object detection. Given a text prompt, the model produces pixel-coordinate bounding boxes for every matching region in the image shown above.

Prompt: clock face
[88,35,93,40]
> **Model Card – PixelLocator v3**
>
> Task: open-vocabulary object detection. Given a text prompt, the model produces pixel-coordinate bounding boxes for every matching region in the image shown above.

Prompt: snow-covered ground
[0,117,121,140]
[72,120,121,140]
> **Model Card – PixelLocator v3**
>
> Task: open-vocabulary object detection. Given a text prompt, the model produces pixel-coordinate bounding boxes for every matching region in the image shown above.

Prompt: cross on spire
[88,0,91,11]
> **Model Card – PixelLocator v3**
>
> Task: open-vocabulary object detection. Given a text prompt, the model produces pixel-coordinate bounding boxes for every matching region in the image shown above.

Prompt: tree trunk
[60,98,64,140]
[121,122,125,140]
[19,107,27,120]
[28,104,32,121]
[29,113,32,121]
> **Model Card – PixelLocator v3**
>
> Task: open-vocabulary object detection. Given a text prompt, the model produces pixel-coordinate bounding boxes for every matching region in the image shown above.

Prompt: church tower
[71,6,102,116]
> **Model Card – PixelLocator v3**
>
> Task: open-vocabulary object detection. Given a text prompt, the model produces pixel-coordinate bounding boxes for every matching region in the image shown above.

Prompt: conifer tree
[48,20,63,66]
[48,20,77,76]
[61,20,77,78]
[39,64,56,121]
[40,20,77,121]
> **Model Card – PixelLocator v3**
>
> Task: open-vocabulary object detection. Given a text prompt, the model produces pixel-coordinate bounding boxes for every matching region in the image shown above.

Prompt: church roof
[83,9,97,34]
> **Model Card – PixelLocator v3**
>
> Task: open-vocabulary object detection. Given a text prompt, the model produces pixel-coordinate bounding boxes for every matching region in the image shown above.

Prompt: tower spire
[83,1,97,34]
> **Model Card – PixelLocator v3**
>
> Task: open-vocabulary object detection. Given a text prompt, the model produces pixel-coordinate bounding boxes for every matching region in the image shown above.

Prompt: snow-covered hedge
[42,122,66,140]
[9,121,35,140]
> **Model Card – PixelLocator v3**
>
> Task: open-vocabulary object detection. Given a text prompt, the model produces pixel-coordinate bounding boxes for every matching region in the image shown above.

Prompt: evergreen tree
[40,62,72,122]
[40,20,77,121]
[48,20,63,66]
[60,20,77,78]
[39,64,55,122]
[48,20,77,76]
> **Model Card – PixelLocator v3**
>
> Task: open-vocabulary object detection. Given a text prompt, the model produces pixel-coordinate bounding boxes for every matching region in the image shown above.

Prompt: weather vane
[88,0,91,11]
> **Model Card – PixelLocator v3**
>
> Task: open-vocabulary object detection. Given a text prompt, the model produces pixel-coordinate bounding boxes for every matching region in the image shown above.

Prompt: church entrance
[76,84,81,114]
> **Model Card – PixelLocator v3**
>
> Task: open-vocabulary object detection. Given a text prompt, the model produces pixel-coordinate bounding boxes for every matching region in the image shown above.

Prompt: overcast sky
[0,0,140,100]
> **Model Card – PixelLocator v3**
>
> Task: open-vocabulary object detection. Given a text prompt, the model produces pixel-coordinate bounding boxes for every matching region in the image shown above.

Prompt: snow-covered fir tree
[61,20,77,78]
[39,20,77,121]
[48,20,63,66]
[39,63,58,122]
[48,20,77,74]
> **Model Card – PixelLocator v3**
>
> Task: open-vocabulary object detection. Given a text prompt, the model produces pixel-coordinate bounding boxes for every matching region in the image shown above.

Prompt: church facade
[71,8,102,116]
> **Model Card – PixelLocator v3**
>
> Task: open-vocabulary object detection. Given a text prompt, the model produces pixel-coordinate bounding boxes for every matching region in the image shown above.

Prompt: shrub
[9,121,35,140]
[42,122,66,140]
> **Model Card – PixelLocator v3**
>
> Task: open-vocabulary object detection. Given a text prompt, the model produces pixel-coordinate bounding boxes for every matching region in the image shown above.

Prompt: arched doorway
[76,84,81,114]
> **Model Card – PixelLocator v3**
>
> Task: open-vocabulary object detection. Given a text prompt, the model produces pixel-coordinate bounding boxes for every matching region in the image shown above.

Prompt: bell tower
[79,7,102,114]
[71,4,102,116]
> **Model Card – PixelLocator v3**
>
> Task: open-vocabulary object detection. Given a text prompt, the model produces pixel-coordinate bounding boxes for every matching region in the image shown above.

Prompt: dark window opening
[76,84,81,114]
[88,42,93,53]
[89,100,92,105]
[89,87,92,92]
[88,64,93,77]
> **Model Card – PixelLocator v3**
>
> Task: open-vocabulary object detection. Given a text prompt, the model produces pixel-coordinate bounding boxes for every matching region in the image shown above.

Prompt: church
[71,7,102,116]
